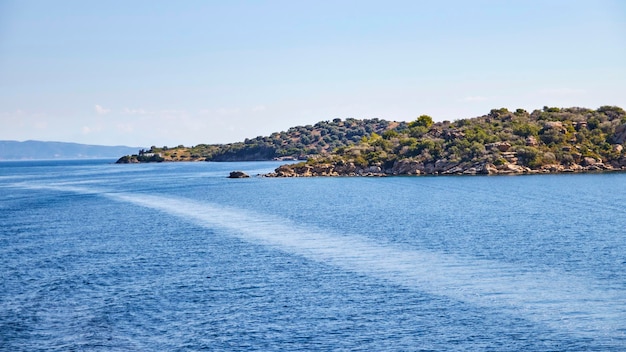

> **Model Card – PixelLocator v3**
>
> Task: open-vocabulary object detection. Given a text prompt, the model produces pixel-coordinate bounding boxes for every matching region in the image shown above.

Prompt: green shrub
[493,157,507,166]
[516,147,542,168]
[409,115,434,128]
[543,106,561,112]
[514,108,529,116]
[540,130,565,145]
[382,130,399,139]
[513,123,540,137]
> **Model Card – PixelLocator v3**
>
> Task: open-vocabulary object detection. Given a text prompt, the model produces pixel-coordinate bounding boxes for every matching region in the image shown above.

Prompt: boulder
[526,136,538,146]
[294,165,314,176]
[542,121,567,133]
[485,142,511,152]
[575,121,587,131]
[391,159,423,175]
[228,171,250,178]
[462,167,478,175]
[582,157,599,166]
[365,165,382,174]
[541,164,565,173]
[565,164,584,172]
[270,165,298,177]
[572,152,583,163]
[434,159,458,172]
[442,129,465,141]
[587,164,603,171]
[501,152,518,163]
[480,163,498,175]
[503,163,528,173]
[423,163,436,174]
[442,164,467,175]
[312,164,334,176]
[612,124,626,144]
[335,162,357,175]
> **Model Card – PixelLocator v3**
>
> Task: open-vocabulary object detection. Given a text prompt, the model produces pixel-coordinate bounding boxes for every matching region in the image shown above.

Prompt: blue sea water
[1,159,625,351]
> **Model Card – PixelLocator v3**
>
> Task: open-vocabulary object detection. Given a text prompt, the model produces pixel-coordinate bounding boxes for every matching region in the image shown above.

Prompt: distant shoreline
[0,140,141,161]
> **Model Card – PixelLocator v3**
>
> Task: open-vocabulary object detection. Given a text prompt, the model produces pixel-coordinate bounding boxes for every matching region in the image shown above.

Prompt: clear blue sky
[1,0,624,147]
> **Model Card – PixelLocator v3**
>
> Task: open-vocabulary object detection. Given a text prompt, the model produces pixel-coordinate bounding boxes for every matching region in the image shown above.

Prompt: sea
[1,159,625,351]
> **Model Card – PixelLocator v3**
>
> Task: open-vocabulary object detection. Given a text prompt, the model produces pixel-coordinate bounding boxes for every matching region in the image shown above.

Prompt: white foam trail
[110,192,626,337]
[13,183,626,339]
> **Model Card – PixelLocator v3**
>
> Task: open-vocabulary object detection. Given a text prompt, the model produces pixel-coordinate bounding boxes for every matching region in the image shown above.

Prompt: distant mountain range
[0,140,142,160]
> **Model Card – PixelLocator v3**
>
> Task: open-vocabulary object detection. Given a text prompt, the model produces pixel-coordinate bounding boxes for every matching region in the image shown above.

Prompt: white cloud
[251,105,267,112]
[122,107,148,115]
[95,104,110,115]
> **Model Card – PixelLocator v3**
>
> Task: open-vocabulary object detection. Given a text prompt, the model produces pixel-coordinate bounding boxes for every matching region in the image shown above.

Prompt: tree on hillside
[409,115,434,128]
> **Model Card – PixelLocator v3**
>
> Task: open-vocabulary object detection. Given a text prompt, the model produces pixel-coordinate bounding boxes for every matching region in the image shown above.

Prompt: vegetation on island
[116,118,405,163]
[268,106,626,176]
[117,105,626,177]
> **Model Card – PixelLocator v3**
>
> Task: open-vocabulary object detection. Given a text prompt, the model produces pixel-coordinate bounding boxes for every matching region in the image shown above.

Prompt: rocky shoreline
[265,156,626,177]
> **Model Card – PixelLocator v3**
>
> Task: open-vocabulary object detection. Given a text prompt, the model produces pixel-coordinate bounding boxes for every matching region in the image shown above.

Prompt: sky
[0,0,625,147]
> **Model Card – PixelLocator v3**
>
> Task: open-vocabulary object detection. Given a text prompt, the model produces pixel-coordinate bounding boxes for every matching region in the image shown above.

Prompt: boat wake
[12,182,626,341]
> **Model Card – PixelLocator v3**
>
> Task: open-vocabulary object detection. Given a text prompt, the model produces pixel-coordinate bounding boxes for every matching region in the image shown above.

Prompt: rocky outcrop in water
[228,171,250,178]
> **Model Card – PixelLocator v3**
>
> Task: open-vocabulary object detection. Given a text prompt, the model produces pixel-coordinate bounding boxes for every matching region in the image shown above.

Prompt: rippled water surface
[1,160,625,351]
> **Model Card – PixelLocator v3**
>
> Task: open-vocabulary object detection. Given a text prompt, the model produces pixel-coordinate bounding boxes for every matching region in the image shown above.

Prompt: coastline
[263,159,626,177]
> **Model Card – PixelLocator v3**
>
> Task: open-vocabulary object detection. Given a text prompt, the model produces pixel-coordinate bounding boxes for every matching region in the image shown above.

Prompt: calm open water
[1,159,625,351]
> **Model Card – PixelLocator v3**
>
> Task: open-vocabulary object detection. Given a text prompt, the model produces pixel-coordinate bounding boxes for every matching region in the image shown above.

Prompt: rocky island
[116,118,399,163]
[265,106,626,177]
[117,106,626,177]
